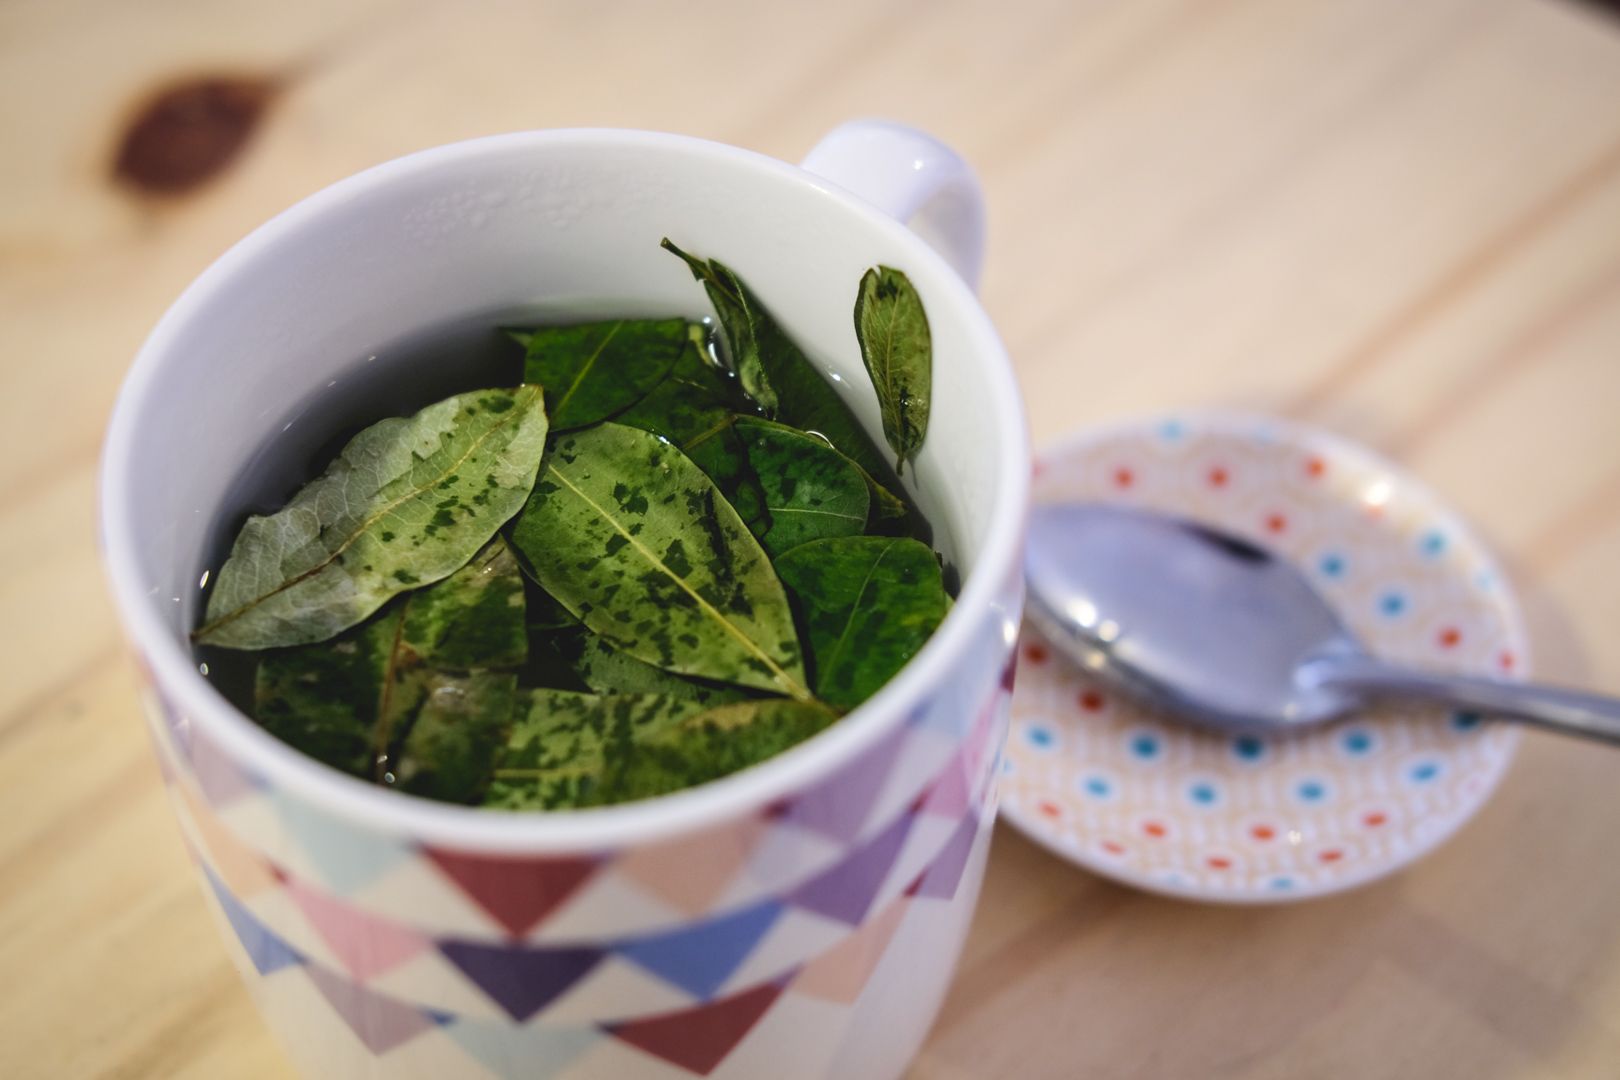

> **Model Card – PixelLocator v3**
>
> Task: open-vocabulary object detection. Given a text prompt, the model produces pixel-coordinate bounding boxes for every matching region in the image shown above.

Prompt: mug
[100,120,1029,1079]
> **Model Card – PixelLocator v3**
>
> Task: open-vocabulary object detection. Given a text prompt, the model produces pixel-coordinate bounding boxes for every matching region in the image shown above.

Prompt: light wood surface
[5,1,1620,1076]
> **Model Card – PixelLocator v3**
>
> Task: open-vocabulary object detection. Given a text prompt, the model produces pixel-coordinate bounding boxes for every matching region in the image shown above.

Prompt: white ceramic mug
[101,120,1028,1079]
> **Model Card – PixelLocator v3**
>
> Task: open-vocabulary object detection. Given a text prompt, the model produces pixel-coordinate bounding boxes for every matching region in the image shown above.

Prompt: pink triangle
[920,752,971,819]
[287,880,430,981]
[304,964,437,1055]
[608,978,786,1075]
[792,894,909,1004]
[616,816,767,916]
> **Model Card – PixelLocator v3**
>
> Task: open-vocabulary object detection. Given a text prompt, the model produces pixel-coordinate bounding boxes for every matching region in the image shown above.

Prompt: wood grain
[4,0,1619,1076]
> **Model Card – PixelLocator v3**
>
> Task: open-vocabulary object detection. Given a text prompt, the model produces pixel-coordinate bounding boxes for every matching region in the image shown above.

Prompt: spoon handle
[1303,656,1620,747]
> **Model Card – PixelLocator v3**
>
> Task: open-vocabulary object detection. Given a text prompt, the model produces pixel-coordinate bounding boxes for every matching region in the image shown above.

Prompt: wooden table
[5,0,1620,1075]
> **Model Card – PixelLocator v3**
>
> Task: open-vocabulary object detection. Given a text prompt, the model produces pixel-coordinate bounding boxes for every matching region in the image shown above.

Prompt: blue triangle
[618,899,783,1000]
[271,790,408,895]
[442,1016,598,1078]
[202,865,304,975]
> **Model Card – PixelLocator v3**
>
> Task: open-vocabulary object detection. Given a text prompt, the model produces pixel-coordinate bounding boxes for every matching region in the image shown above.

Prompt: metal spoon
[1025,503,1620,745]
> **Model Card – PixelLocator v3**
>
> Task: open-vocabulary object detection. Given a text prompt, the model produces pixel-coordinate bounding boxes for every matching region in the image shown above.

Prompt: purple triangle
[789,810,914,925]
[305,964,438,1055]
[780,722,908,842]
[189,730,255,807]
[913,813,980,901]
[203,865,303,976]
[438,940,603,1021]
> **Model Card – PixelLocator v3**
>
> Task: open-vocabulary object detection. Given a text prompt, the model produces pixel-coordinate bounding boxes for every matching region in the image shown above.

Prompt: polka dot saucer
[1000,413,1529,903]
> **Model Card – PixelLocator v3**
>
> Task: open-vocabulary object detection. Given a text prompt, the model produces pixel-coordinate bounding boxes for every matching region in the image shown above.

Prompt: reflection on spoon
[1025,503,1620,745]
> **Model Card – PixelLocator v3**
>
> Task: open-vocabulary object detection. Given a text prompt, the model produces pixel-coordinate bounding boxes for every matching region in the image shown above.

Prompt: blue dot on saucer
[1379,591,1407,618]
[1025,724,1056,751]
[1340,728,1376,756]
[1231,735,1266,763]
[1296,778,1329,802]
[1129,732,1162,760]
[1420,530,1447,558]
[1409,759,1443,783]
[1081,774,1113,799]
[1451,710,1482,732]
[1318,552,1347,579]
[1187,781,1220,806]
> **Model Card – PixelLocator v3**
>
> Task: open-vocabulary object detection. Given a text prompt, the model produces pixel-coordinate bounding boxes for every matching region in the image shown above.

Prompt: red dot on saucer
[1265,513,1288,534]
[1143,821,1168,839]
[1319,849,1344,863]
[1208,466,1229,488]
[1363,812,1387,828]
[1251,825,1276,842]
[1079,689,1106,712]
[1306,456,1326,478]
[1038,799,1061,819]
[1499,650,1516,672]
[1207,856,1232,870]
[1100,840,1126,856]
[1024,642,1048,664]
[1438,627,1462,649]
[1113,466,1135,489]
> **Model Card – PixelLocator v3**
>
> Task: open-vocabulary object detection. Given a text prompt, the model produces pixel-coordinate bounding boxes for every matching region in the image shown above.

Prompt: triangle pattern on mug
[271,789,411,896]
[284,879,432,982]
[203,864,304,976]
[607,977,789,1076]
[791,892,910,1004]
[788,809,915,926]
[442,1016,600,1079]
[778,721,908,843]
[304,963,440,1056]
[437,939,604,1021]
[908,812,980,902]
[617,899,783,1001]
[614,815,768,917]
[424,847,601,939]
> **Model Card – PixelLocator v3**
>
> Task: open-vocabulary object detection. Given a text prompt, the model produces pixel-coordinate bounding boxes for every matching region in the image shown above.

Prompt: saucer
[999,413,1528,903]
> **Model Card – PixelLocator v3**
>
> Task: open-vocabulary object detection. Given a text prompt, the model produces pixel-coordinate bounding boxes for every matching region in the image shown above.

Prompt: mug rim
[100,127,1029,853]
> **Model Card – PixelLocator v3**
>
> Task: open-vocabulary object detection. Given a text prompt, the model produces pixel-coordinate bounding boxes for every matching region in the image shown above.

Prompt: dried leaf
[774,536,948,711]
[853,266,931,473]
[521,318,687,430]
[509,423,810,698]
[253,537,527,780]
[483,689,704,810]
[197,387,548,649]
[735,418,868,556]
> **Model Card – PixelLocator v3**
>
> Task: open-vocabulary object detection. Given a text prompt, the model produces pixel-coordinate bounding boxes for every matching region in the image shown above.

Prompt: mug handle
[800,119,987,291]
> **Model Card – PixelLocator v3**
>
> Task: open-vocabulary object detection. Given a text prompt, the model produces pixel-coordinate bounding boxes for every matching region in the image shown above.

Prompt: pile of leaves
[195,241,943,810]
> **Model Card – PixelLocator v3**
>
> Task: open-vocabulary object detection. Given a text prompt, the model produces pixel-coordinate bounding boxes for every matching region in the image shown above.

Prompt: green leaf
[197,386,549,649]
[854,267,932,474]
[599,698,837,804]
[661,239,778,414]
[660,241,912,520]
[549,625,751,706]
[391,672,518,803]
[734,418,868,556]
[400,537,528,669]
[774,536,948,711]
[253,536,528,780]
[509,423,811,699]
[615,330,771,535]
[521,318,688,430]
[483,689,704,810]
